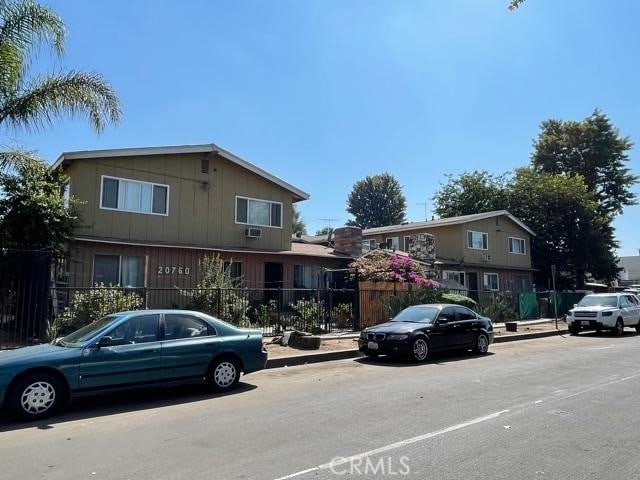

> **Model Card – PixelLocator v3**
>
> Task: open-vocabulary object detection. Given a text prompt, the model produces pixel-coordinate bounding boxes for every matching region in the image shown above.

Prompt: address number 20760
[157,266,191,275]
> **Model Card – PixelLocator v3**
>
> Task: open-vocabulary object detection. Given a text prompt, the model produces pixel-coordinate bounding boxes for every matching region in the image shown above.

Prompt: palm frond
[0,0,65,56]
[0,70,122,133]
[0,0,66,97]
[0,146,41,171]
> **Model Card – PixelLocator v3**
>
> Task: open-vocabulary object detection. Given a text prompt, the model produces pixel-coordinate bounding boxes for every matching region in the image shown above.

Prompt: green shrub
[292,298,324,334]
[440,293,478,310]
[384,287,442,317]
[482,292,518,323]
[331,303,352,328]
[181,254,251,327]
[49,286,143,339]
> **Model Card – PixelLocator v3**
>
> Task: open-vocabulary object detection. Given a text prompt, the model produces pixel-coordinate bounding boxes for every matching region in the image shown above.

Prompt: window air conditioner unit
[481,253,493,261]
[245,227,262,238]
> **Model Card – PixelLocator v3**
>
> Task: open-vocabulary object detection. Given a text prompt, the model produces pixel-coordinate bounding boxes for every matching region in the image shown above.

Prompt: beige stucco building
[54,144,351,290]
[362,211,536,293]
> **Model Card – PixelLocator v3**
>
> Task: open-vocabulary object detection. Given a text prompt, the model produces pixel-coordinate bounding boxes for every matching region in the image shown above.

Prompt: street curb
[493,328,568,343]
[265,329,569,369]
[266,349,362,369]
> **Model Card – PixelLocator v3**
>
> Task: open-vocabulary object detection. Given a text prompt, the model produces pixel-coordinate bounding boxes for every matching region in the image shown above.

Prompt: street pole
[551,264,558,329]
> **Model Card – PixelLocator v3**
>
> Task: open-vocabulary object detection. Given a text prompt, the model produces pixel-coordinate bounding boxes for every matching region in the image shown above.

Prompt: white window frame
[508,236,526,255]
[234,195,283,229]
[361,239,376,254]
[100,175,170,216]
[483,273,499,291]
[443,270,465,287]
[92,254,146,288]
[403,236,412,252]
[386,237,400,250]
[467,230,488,250]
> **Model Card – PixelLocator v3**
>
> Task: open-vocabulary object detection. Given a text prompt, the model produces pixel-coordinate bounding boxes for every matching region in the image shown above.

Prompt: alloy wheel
[477,334,489,354]
[412,338,428,362]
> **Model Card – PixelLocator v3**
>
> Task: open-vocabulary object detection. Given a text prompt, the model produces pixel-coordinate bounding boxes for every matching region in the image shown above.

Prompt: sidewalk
[265,318,568,369]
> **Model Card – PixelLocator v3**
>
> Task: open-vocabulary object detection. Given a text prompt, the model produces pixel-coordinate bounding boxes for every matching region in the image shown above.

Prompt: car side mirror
[573,304,578,308]
[95,336,114,348]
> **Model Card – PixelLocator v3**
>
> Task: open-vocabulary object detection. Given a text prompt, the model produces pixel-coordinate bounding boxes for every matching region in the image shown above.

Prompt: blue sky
[14,0,640,255]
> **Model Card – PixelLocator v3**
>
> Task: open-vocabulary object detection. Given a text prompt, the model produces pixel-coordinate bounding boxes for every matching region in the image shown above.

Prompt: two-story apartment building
[54,144,351,290]
[362,211,536,292]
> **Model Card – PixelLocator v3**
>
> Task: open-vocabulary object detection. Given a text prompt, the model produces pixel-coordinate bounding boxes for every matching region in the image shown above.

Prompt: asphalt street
[1,332,640,480]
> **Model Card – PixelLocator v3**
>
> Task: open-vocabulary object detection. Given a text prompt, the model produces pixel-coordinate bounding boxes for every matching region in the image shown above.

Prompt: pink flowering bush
[350,252,439,287]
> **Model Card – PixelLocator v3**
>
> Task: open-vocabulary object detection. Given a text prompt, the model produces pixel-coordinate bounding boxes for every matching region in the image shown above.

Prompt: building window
[403,236,413,252]
[509,237,526,255]
[467,230,488,250]
[61,180,70,207]
[483,273,499,291]
[100,176,169,215]
[516,275,528,291]
[93,254,145,287]
[443,270,465,287]
[293,264,320,288]
[385,237,400,250]
[361,239,376,254]
[223,261,243,286]
[235,196,282,228]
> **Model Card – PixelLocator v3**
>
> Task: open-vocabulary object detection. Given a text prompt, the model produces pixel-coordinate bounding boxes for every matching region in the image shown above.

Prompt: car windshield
[577,295,618,308]
[56,315,121,347]
[391,306,439,324]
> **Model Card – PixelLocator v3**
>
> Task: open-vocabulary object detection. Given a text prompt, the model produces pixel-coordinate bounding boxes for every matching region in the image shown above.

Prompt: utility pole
[551,264,558,329]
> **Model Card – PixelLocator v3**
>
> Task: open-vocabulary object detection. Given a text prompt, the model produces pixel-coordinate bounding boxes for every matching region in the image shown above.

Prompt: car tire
[614,318,624,336]
[208,357,240,392]
[635,323,640,334]
[569,324,580,335]
[474,333,490,355]
[410,337,429,362]
[6,373,65,421]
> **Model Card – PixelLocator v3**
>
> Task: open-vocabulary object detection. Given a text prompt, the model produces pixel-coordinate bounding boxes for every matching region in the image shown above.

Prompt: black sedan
[358,304,494,362]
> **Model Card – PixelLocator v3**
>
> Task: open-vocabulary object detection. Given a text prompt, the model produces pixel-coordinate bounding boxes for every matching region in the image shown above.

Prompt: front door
[79,314,161,391]
[160,313,221,382]
[264,262,283,302]
[467,272,479,302]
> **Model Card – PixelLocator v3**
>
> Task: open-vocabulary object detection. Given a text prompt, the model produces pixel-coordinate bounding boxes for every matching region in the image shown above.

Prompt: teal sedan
[0,310,268,421]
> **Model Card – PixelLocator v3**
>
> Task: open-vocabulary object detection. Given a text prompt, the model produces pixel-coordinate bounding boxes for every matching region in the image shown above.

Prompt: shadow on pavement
[355,350,496,368]
[0,382,257,433]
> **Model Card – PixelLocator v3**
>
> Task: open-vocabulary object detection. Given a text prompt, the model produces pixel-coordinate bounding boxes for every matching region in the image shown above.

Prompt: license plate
[367,341,378,350]
[581,321,590,326]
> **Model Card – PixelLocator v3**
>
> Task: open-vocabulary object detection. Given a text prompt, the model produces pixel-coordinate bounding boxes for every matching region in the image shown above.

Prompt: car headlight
[601,311,613,317]
[387,334,409,341]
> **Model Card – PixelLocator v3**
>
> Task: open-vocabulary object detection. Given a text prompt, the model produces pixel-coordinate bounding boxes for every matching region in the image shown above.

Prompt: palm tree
[0,0,121,170]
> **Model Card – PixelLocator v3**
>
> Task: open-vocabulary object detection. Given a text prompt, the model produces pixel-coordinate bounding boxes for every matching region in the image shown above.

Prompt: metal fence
[49,286,358,339]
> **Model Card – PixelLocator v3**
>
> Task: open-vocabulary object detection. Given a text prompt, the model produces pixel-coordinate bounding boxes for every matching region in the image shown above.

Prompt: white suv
[566,293,640,336]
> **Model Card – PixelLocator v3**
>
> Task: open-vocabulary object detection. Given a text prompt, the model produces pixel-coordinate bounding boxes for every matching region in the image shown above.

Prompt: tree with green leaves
[292,204,306,234]
[315,226,333,236]
[433,171,508,218]
[433,168,620,288]
[531,109,637,217]
[0,0,121,171]
[0,159,79,251]
[347,172,406,229]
